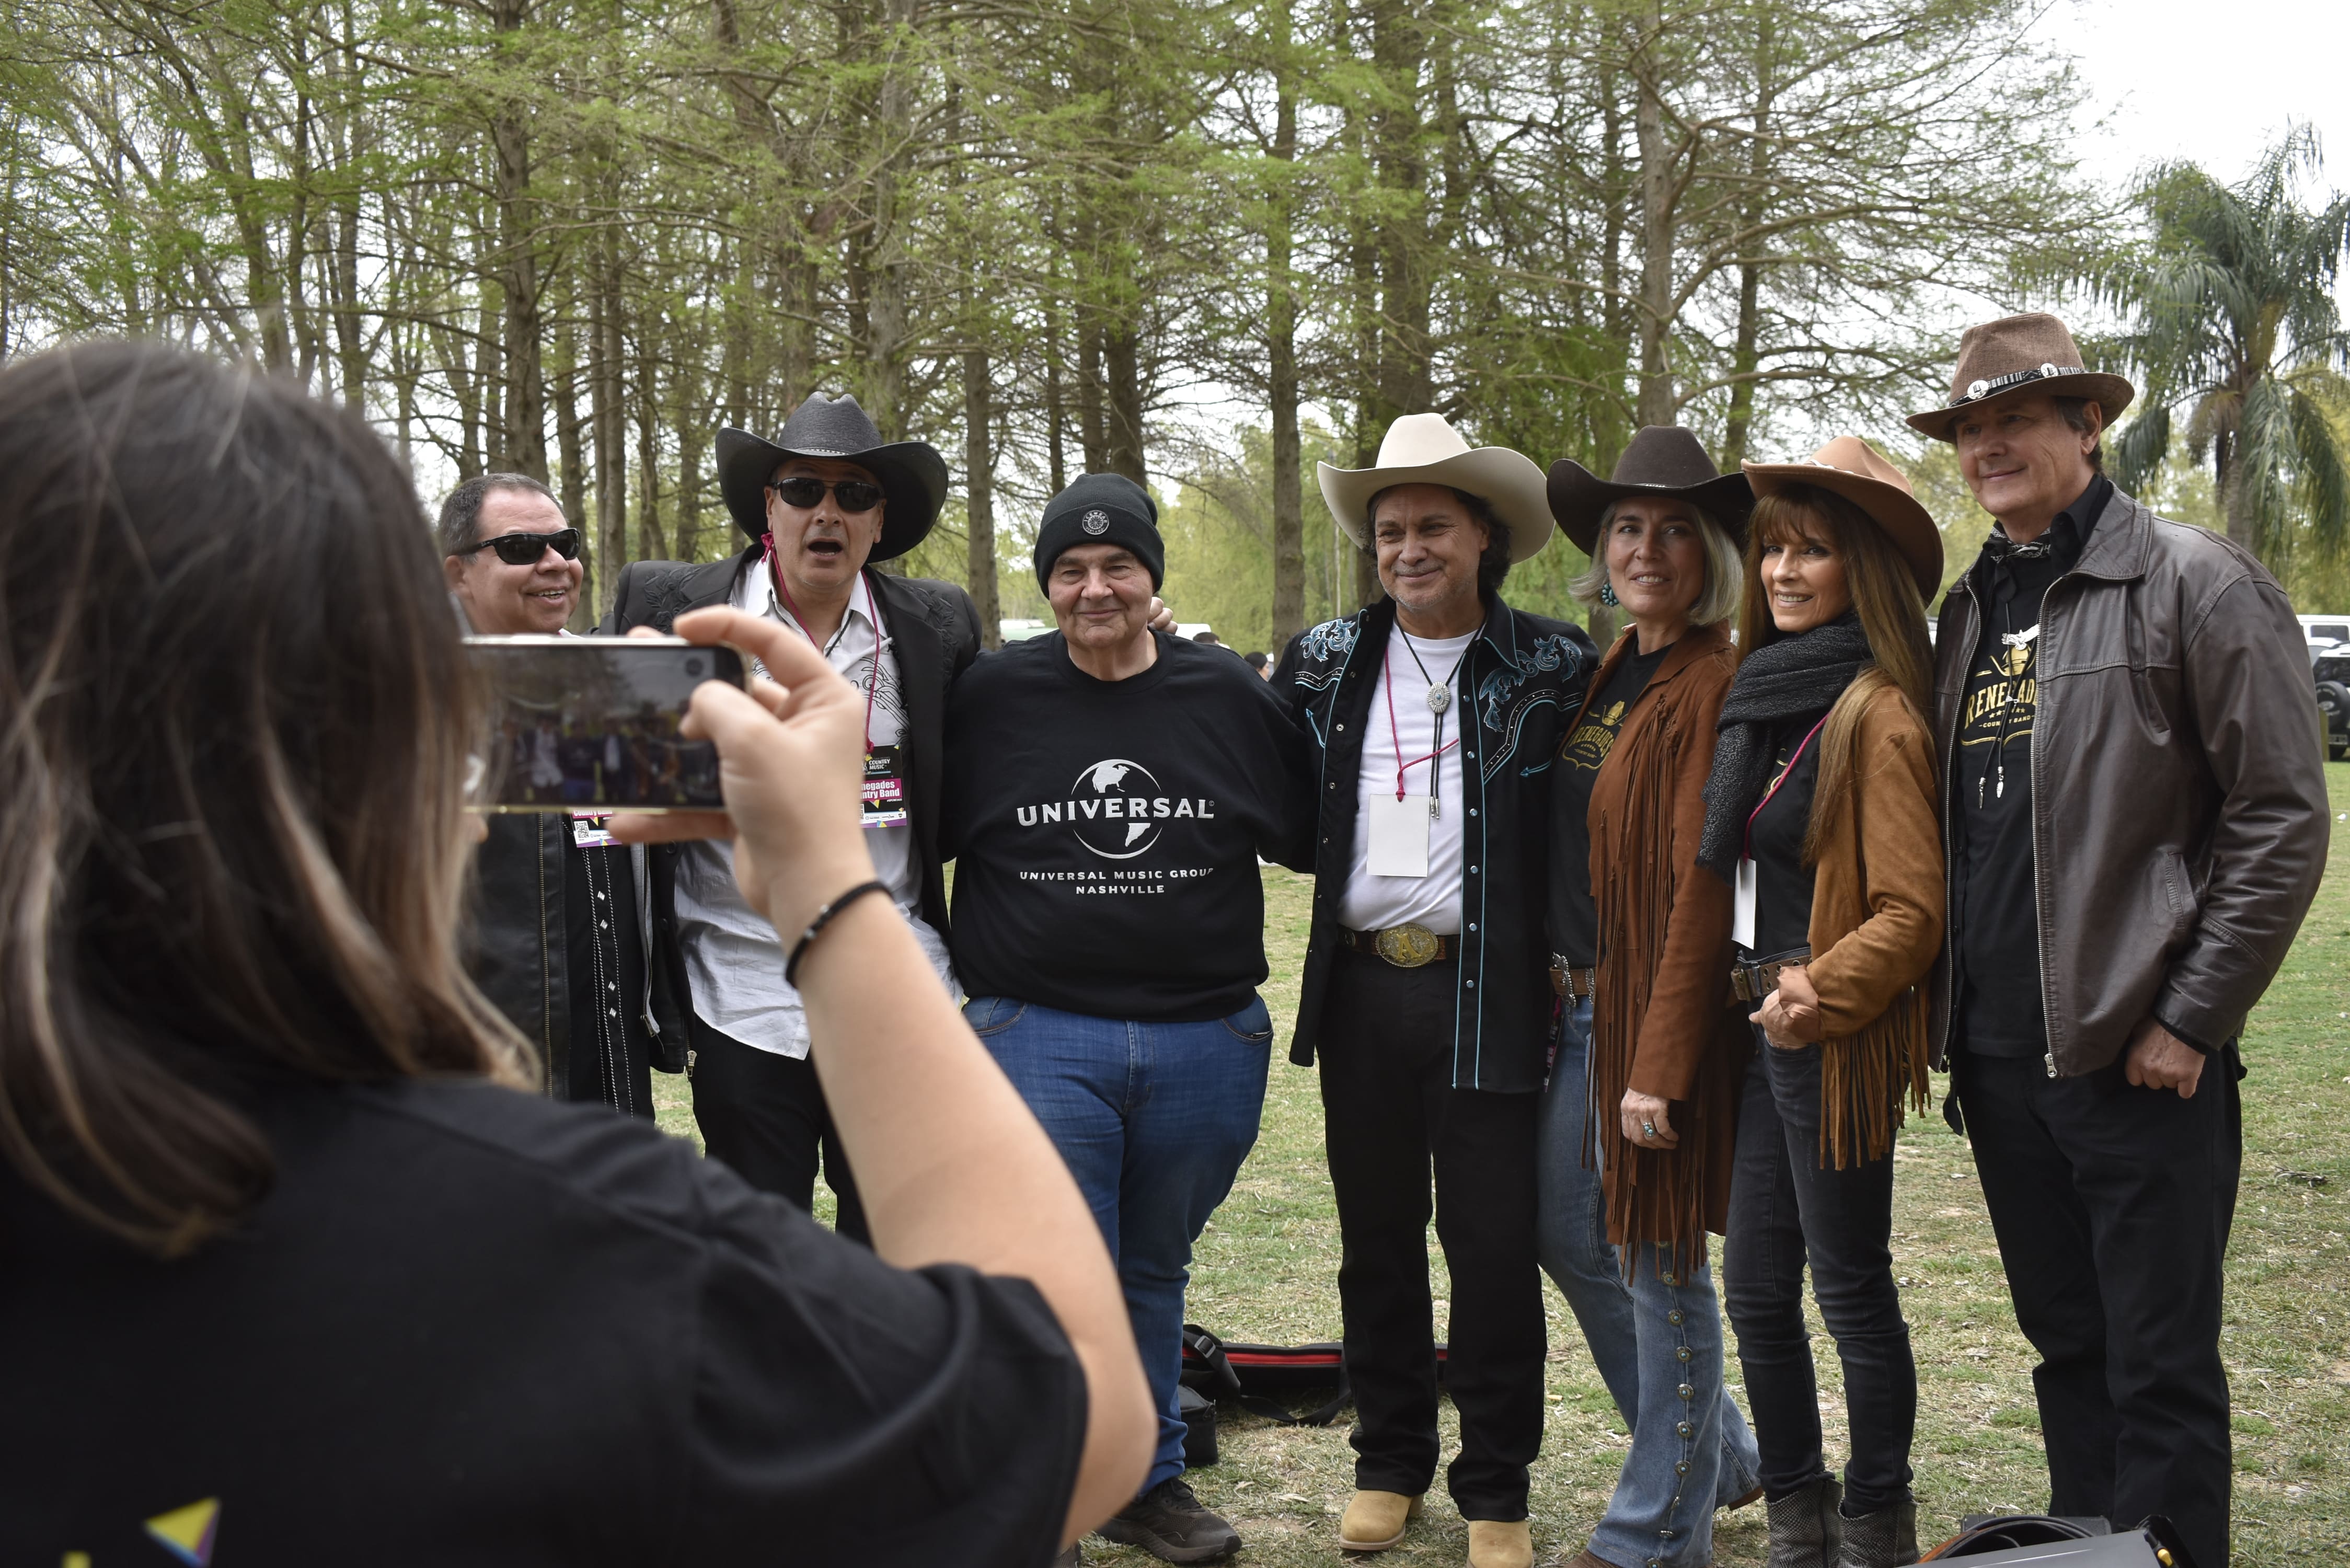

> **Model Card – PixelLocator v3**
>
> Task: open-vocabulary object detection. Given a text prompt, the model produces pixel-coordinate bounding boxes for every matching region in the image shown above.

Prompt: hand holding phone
[609,608,878,942]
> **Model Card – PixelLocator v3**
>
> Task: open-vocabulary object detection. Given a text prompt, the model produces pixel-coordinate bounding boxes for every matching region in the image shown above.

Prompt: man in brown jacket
[1914,314,2328,1568]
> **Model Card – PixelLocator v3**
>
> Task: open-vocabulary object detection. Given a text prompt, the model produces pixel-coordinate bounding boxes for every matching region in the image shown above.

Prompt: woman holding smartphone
[1701,437,1945,1568]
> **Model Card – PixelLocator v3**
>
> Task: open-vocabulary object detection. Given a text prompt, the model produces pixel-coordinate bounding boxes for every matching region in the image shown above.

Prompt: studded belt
[1548,956,1596,1000]
[1729,947,1812,1004]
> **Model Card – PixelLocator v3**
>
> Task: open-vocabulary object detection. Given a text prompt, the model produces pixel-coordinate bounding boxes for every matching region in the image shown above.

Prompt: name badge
[570,813,621,850]
[1366,792,1432,878]
[1733,856,1757,950]
[862,744,910,828]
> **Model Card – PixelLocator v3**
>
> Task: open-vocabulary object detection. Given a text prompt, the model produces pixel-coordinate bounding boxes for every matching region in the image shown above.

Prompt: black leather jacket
[1273,594,1597,1092]
[1931,486,2330,1075]
[602,550,982,1048]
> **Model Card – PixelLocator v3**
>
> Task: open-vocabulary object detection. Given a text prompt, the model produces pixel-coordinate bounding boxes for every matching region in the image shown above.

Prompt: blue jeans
[1537,996,1760,1568]
[966,994,1274,1492]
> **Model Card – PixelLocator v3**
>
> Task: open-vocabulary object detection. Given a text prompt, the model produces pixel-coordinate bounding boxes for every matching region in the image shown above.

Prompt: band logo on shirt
[1961,627,2039,746]
[1012,757,1219,860]
[1561,701,1628,773]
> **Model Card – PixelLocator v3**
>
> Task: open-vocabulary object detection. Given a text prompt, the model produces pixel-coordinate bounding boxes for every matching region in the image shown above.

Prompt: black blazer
[602,548,983,1046]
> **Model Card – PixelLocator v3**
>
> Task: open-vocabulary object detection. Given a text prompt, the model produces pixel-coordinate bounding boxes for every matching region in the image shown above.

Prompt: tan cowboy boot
[1467,1518,1534,1568]
[1338,1490,1424,1552]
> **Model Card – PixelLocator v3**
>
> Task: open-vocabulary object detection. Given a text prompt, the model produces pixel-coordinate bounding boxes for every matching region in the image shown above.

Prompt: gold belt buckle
[1374,923,1442,968]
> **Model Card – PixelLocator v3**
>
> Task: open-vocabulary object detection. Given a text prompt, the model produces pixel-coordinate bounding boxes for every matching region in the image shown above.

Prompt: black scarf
[1697,613,1872,880]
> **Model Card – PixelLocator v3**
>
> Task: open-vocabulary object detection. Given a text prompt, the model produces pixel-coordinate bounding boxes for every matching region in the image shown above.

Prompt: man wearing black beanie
[948,472,1314,1565]
[1031,471,1168,592]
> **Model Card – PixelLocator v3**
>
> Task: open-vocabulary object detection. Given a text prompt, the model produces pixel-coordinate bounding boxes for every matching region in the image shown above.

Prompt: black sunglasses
[458,527,582,566]
[767,477,885,514]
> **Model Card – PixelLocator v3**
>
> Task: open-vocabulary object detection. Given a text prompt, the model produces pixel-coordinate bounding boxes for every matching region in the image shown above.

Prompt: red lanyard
[1382,641,1458,801]
[764,539,881,750]
[1742,712,1830,859]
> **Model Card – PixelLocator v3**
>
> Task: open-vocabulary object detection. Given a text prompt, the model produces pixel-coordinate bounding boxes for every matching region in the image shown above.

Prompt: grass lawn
[654,766,2350,1564]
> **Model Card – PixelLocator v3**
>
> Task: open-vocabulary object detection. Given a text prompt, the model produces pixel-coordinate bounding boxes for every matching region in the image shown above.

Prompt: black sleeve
[1255,687,1319,874]
[1268,635,1312,725]
[947,585,984,680]
[679,1165,1086,1567]
[598,562,641,636]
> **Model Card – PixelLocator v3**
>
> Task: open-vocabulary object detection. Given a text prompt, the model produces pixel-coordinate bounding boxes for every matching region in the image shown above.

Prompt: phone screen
[466,636,745,812]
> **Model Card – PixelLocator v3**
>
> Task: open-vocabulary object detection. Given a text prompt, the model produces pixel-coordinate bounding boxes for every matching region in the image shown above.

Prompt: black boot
[1835,1498,1918,1568]
[1097,1477,1242,1564]
[1764,1474,1844,1568]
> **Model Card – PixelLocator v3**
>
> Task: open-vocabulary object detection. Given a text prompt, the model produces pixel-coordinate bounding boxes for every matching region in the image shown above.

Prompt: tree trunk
[1720,15,1775,467]
[1268,0,1304,647]
[1633,1,1677,429]
[590,228,629,603]
[963,349,1001,647]
[490,0,546,479]
[1104,321,1145,483]
[1044,283,1069,494]
[555,328,589,623]
[1078,312,1108,473]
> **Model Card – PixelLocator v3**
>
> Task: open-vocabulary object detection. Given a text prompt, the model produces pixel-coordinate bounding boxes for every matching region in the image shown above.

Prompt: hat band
[1950,362,2087,408]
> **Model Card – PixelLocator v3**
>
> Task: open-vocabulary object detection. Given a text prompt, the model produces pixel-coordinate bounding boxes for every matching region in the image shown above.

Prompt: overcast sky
[2058,0,2349,191]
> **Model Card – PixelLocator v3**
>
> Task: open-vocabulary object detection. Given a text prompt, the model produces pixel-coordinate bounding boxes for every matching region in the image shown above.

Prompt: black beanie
[1033,473,1164,591]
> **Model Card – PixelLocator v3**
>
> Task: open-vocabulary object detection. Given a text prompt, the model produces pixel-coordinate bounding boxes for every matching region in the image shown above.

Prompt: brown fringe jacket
[1790,676,1943,1169]
[1581,624,1746,1259]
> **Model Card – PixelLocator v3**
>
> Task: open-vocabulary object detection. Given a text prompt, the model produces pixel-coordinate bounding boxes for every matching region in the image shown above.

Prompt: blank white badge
[1367,793,1433,878]
[1733,856,1758,950]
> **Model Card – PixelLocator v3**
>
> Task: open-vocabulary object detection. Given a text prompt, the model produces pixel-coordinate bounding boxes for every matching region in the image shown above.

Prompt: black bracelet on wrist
[784,879,891,989]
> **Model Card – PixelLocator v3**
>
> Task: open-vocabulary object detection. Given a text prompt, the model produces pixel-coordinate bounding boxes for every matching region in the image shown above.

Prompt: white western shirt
[671,564,957,1057]
[1336,623,1474,935]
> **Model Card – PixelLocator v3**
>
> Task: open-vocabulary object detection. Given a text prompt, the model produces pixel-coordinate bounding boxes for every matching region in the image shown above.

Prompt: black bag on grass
[1178,1324,1352,1427]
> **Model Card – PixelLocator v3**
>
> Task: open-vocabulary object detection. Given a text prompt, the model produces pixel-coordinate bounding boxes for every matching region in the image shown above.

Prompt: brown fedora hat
[1545,425,1756,556]
[1743,435,1944,598]
[1906,312,2135,442]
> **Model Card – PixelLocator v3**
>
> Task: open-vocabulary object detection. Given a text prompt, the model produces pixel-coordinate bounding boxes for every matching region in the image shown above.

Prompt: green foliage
[2099,127,2350,571]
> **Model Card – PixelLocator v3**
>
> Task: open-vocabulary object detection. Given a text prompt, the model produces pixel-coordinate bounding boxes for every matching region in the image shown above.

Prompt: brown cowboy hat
[1906,312,2136,442]
[1743,435,1944,598]
[1545,425,1755,556]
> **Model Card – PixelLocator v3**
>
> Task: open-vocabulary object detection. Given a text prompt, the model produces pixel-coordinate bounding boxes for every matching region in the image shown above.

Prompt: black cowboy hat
[1545,425,1756,556]
[717,393,949,561]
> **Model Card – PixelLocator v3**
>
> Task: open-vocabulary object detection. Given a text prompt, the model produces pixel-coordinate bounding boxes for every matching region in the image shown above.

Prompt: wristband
[784,879,891,989]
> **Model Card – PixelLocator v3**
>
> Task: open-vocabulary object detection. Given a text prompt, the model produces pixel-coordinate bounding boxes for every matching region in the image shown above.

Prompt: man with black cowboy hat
[1272,413,1597,1568]
[601,393,977,1234]
[1918,313,2327,1567]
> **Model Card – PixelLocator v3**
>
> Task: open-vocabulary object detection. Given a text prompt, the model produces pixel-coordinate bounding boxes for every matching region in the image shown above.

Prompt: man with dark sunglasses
[601,394,976,1239]
[440,472,660,1121]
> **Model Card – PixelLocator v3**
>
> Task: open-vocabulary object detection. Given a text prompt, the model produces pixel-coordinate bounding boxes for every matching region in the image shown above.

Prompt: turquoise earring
[1598,579,1619,607]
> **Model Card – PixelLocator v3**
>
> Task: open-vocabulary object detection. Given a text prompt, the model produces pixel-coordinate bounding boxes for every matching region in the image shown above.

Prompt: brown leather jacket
[1929,487,2329,1076]
[1584,624,1746,1250]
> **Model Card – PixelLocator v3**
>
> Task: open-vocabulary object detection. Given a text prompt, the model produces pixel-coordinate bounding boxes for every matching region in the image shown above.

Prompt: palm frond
[2287,382,2350,558]
[2111,401,2171,494]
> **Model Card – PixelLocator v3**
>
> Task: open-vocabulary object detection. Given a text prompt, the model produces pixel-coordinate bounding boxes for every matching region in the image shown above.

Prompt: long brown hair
[1735,483,1936,863]
[0,343,530,1258]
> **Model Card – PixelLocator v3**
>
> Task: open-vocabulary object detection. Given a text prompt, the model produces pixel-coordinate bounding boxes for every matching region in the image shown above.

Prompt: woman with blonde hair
[1702,436,1945,1568]
[1539,426,1761,1568]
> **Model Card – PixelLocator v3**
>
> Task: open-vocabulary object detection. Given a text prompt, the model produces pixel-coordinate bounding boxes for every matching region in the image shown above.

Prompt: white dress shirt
[1337,623,1475,935]
[671,564,957,1057]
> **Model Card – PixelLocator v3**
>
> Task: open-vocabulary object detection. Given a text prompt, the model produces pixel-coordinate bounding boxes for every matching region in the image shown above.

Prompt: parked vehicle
[2299,613,2350,649]
[2313,642,2350,760]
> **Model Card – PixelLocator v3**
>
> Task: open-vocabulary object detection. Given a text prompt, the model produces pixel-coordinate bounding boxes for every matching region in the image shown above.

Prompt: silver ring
[1642,1121,1657,1138]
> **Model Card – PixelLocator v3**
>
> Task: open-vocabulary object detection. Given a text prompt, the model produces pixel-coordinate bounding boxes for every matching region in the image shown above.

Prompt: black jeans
[687,1010,869,1244]
[1951,1047,2240,1568]
[1723,1030,1916,1514]
[1317,948,1545,1520]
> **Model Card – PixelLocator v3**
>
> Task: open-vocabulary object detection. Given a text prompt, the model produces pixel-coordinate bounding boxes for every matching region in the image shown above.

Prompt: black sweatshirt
[943,631,1315,1021]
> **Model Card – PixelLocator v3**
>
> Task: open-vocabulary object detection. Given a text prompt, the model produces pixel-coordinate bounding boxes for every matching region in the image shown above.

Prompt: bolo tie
[1397,628,1469,818]
[1978,537,2050,808]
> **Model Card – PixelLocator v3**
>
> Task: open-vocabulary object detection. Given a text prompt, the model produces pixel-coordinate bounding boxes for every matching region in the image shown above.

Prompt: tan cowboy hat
[1317,413,1555,561]
[1907,312,2136,442]
[1545,425,1756,556]
[1743,435,1944,598]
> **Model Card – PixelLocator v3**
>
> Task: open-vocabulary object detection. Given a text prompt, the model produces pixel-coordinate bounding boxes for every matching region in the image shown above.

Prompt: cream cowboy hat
[1317,413,1555,562]
[1743,435,1944,598]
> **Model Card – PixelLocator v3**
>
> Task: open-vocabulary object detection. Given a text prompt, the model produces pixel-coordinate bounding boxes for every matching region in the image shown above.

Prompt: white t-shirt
[671,566,957,1058]
[1337,624,1477,935]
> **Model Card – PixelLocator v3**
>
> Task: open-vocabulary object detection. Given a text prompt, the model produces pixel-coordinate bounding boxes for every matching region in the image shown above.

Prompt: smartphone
[465,636,746,812]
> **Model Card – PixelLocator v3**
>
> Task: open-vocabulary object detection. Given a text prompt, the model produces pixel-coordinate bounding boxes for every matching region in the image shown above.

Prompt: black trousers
[1951,1046,2241,1568]
[1723,1030,1916,1514]
[688,1011,869,1244]
[1317,948,1545,1520]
